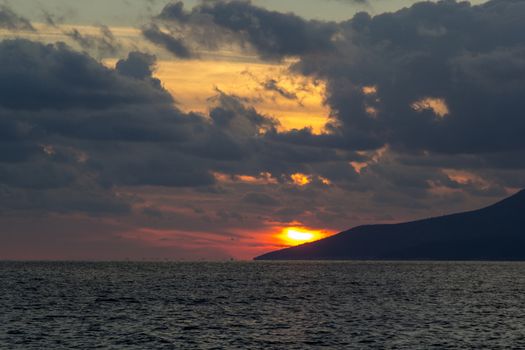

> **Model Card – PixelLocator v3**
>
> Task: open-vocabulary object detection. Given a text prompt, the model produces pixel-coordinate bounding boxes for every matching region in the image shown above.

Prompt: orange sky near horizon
[123,225,336,260]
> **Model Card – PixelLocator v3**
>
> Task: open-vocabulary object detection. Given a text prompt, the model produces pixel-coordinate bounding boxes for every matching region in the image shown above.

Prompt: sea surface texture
[1,261,524,349]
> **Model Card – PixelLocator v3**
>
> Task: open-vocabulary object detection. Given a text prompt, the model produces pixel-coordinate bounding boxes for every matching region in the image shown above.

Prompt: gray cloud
[154,0,525,159]
[4,1,524,204]
[262,79,298,100]
[157,1,188,22]
[163,0,525,201]
[142,23,193,58]
[0,39,352,217]
[242,192,280,206]
[155,0,338,60]
[115,51,162,88]
[0,40,173,112]
[0,39,196,213]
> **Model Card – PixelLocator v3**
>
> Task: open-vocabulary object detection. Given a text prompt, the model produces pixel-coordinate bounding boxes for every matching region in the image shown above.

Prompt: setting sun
[287,229,314,242]
[278,227,330,246]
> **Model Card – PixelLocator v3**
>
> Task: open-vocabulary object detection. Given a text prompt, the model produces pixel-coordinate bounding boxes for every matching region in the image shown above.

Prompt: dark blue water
[1,261,524,349]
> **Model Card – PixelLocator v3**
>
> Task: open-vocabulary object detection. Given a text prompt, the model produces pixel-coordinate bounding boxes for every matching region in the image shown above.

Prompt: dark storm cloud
[145,0,506,207]
[293,0,525,156]
[157,1,188,22]
[142,23,193,58]
[0,39,354,216]
[154,0,525,160]
[266,126,382,152]
[115,51,162,88]
[2,0,525,239]
[116,51,156,79]
[156,0,338,60]
[0,39,201,213]
[0,5,34,31]
[0,40,171,111]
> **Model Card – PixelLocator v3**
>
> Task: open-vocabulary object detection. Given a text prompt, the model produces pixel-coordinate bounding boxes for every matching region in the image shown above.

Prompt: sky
[0,0,524,260]
[8,0,487,24]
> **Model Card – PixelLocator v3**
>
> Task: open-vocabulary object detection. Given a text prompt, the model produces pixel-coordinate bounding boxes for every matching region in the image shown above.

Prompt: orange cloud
[291,173,311,186]
[362,85,377,95]
[443,169,490,188]
[411,97,450,118]
[350,161,368,174]
[214,172,278,185]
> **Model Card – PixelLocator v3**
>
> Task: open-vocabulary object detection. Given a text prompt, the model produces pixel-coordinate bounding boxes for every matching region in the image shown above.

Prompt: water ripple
[0,261,524,349]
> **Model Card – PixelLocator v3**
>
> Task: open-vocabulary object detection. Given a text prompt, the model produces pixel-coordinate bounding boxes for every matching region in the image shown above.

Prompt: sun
[287,229,314,242]
[278,227,326,246]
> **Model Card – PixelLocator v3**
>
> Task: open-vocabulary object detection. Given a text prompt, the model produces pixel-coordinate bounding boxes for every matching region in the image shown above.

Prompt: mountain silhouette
[255,190,525,260]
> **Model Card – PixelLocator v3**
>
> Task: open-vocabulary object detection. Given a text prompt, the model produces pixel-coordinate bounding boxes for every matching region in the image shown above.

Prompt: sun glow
[287,229,314,242]
[279,227,329,246]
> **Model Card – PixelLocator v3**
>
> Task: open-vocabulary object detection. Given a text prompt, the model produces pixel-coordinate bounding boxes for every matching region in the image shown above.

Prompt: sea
[1,261,524,349]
